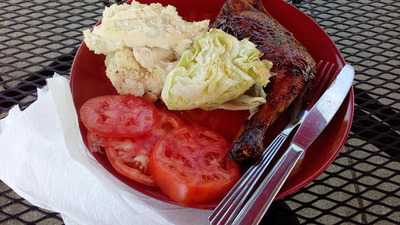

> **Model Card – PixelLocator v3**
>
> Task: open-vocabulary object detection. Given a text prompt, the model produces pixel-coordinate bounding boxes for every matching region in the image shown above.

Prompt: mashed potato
[105,48,163,97]
[83,2,209,97]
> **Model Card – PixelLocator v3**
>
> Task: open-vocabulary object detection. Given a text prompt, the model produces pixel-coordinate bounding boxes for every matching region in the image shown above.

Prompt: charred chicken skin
[212,0,316,164]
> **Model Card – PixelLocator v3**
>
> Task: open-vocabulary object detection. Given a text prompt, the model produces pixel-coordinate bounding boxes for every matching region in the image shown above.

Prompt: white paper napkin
[0,75,211,225]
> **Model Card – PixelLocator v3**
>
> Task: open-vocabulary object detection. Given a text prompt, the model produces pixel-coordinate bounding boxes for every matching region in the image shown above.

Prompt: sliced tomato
[105,138,156,186]
[156,110,185,133]
[86,132,107,154]
[149,126,240,206]
[85,131,156,186]
[179,109,249,141]
[80,95,159,138]
[86,112,185,187]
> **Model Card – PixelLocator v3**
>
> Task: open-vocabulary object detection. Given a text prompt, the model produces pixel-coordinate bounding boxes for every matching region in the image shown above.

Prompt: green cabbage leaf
[161,29,273,111]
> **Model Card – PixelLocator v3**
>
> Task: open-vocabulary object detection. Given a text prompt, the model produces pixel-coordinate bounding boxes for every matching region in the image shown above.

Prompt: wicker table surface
[1,0,399,224]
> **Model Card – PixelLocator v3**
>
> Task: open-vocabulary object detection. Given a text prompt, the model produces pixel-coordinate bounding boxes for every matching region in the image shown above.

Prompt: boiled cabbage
[161,29,273,111]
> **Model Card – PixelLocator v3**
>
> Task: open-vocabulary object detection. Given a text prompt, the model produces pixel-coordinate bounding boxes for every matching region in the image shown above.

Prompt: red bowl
[70,0,354,207]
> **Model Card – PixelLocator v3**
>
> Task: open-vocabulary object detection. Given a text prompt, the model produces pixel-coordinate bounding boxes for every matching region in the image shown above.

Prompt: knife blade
[232,64,355,225]
[292,64,355,151]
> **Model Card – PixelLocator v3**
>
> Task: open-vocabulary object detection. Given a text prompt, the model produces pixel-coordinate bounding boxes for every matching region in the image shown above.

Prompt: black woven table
[1,0,399,224]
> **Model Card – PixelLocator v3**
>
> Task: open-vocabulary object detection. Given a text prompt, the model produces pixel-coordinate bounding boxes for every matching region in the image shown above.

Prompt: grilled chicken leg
[212,0,316,164]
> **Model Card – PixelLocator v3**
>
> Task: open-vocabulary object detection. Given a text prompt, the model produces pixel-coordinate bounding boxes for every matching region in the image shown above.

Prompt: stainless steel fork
[209,61,339,225]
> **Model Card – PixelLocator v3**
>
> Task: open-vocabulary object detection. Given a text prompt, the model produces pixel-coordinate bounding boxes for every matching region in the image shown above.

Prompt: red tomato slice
[86,132,155,185]
[149,126,240,206]
[105,138,156,186]
[86,112,184,187]
[86,132,107,154]
[179,109,249,141]
[156,111,185,133]
[80,95,159,138]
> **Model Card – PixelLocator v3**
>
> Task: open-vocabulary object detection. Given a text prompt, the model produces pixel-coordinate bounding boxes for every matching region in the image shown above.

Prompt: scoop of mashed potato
[105,48,164,97]
[83,2,209,55]
[83,2,209,98]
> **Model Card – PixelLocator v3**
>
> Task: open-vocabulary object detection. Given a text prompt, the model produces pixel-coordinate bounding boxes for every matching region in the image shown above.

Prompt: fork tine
[211,135,287,225]
[226,62,349,225]
[220,135,288,225]
[312,62,331,104]
[319,62,340,100]
[327,64,340,87]
[209,134,285,224]
[220,122,302,225]
[210,61,340,225]
[210,125,295,225]
[309,62,338,106]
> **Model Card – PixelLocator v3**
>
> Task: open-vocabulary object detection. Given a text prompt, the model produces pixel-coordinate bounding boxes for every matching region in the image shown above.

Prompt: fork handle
[232,144,304,225]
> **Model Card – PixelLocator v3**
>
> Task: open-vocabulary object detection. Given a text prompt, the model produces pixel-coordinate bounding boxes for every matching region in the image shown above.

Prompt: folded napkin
[0,75,210,225]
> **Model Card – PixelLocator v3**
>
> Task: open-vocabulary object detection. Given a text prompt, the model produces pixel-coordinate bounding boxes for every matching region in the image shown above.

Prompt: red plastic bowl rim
[69,0,355,203]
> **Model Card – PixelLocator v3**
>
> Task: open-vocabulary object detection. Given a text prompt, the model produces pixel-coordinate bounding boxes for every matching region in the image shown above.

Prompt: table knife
[232,64,355,225]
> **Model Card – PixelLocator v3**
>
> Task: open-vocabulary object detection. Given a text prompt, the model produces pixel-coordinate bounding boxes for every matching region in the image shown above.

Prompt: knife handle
[232,144,305,225]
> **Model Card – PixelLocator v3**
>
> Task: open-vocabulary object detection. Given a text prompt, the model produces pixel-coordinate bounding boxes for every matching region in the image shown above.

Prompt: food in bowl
[79,0,317,206]
[80,95,240,204]
[212,0,316,163]
[83,1,209,99]
[161,28,272,112]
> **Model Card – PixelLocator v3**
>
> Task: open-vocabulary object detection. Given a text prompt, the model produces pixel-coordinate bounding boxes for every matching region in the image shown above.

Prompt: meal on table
[80,0,316,206]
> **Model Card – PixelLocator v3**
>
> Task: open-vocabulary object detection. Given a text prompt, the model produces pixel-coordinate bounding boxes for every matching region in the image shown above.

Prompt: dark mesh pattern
[0,0,103,113]
[0,0,399,224]
[286,0,400,224]
[0,1,103,224]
